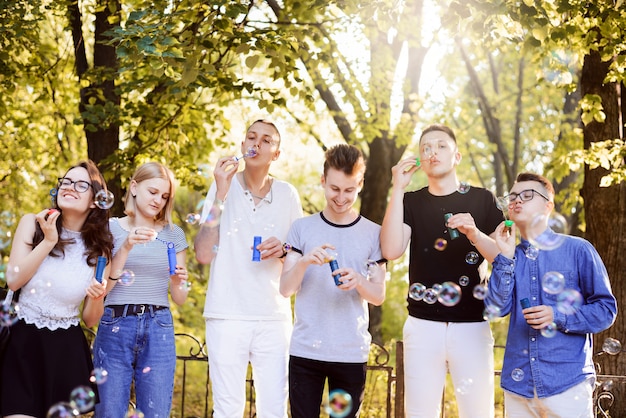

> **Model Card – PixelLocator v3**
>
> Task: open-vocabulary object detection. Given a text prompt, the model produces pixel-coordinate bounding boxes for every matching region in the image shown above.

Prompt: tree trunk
[76,1,123,215]
[580,49,626,417]
[361,136,405,343]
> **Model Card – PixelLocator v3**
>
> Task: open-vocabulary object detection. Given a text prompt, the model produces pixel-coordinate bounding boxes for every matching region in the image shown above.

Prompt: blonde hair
[124,162,176,227]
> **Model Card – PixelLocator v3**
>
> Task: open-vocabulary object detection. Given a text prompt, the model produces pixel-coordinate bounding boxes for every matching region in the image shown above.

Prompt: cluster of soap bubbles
[408,268,490,308]
[538,269,583,320]
[46,367,145,417]
[324,389,353,418]
[46,385,96,417]
[409,281,465,307]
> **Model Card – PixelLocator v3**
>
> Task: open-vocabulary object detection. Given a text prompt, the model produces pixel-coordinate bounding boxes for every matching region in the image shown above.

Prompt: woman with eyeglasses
[92,162,189,418]
[1,160,113,417]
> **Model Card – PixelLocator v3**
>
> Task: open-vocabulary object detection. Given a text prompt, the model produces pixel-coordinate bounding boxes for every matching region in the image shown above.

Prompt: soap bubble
[540,322,558,338]
[495,196,509,212]
[459,275,470,286]
[527,212,568,250]
[0,300,19,327]
[423,288,438,304]
[465,251,480,264]
[46,402,78,418]
[525,245,539,260]
[325,389,352,418]
[438,282,462,307]
[511,368,525,382]
[455,378,474,395]
[125,409,145,418]
[556,289,583,315]
[433,238,448,251]
[69,385,96,413]
[408,283,426,301]
[234,147,258,161]
[94,190,115,210]
[472,284,488,300]
[185,213,201,225]
[89,367,109,384]
[483,304,501,321]
[542,271,565,294]
[116,270,135,286]
[602,338,622,355]
[361,259,379,279]
[458,182,471,194]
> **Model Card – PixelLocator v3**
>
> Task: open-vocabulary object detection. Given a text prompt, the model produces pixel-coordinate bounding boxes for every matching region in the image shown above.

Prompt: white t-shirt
[200,176,302,320]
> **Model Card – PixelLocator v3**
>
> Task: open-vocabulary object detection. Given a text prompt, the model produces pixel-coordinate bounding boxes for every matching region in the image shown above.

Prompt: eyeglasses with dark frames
[504,189,550,203]
[57,177,92,193]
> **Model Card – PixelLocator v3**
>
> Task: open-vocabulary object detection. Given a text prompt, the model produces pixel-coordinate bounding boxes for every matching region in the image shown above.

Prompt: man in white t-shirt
[195,120,302,418]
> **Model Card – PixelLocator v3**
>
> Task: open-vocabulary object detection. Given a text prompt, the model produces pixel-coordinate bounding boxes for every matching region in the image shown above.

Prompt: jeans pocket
[99,307,124,326]
[154,310,174,328]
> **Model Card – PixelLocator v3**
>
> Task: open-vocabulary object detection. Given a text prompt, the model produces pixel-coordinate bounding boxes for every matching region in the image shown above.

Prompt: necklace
[241,173,273,203]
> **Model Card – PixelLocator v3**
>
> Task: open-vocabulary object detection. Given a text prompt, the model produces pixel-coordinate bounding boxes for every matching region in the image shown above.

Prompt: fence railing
[171,335,625,418]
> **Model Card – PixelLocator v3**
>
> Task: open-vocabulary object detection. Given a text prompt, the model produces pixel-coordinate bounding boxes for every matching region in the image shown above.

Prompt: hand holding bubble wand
[323,248,343,286]
[95,256,107,283]
[155,237,190,290]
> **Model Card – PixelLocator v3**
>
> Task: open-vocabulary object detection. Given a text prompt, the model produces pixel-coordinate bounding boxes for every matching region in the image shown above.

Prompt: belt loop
[122,305,130,317]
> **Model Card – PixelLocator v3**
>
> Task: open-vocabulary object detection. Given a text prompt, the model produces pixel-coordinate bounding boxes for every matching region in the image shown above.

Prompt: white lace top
[17,228,93,330]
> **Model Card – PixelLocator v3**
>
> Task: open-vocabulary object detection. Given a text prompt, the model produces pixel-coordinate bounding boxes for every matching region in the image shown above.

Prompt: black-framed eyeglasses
[57,177,92,193]
[504,189,550,203]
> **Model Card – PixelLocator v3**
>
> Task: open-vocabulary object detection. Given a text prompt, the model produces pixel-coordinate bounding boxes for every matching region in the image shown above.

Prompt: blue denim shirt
[486,230,617,398]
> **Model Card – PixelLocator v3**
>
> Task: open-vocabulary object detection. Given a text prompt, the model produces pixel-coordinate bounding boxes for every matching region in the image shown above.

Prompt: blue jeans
[93,306,176,418]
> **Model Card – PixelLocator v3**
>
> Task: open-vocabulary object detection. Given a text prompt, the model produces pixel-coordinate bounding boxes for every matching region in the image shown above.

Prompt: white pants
[504,380,594,418]
[403,317,495,418]
[205,318,292,418]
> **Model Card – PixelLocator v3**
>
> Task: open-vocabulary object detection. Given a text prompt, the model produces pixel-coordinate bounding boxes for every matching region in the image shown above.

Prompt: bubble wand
[496,196,515,233]
[234,147,258,161]
[154,237,177,275]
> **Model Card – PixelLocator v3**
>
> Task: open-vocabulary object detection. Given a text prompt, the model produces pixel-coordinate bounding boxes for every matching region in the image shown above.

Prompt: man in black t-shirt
[381,124,502,418]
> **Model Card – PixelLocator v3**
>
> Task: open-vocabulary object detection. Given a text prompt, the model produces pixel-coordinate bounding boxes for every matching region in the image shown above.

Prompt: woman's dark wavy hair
[32,160,114,266]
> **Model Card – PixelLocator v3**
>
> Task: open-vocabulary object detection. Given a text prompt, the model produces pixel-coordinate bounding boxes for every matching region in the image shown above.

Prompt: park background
[1,0,625,416]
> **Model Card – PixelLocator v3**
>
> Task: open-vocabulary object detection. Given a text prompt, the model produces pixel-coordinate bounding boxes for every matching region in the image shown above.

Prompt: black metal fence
[171,335,626,418]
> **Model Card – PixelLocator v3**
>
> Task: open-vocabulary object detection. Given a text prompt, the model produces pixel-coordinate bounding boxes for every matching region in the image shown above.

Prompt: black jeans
[288,355,367,418]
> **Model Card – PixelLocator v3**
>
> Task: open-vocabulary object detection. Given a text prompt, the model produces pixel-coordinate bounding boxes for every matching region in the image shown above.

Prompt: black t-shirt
[403,186,503,322]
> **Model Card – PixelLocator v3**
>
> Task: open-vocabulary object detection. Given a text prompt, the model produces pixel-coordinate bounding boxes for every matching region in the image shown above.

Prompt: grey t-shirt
[286,212,382,363]
[105,217,188,307]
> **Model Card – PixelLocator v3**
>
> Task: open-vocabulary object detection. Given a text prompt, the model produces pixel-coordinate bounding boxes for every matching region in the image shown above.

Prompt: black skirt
[0,319,98,417]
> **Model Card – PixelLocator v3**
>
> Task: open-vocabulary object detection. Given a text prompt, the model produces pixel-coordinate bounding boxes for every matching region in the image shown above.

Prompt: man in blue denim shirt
[486,172,617,417]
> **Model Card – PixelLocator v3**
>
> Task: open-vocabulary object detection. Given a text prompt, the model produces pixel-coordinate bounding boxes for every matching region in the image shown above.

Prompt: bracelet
[279,243,292,258]
[109,276,118,281]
